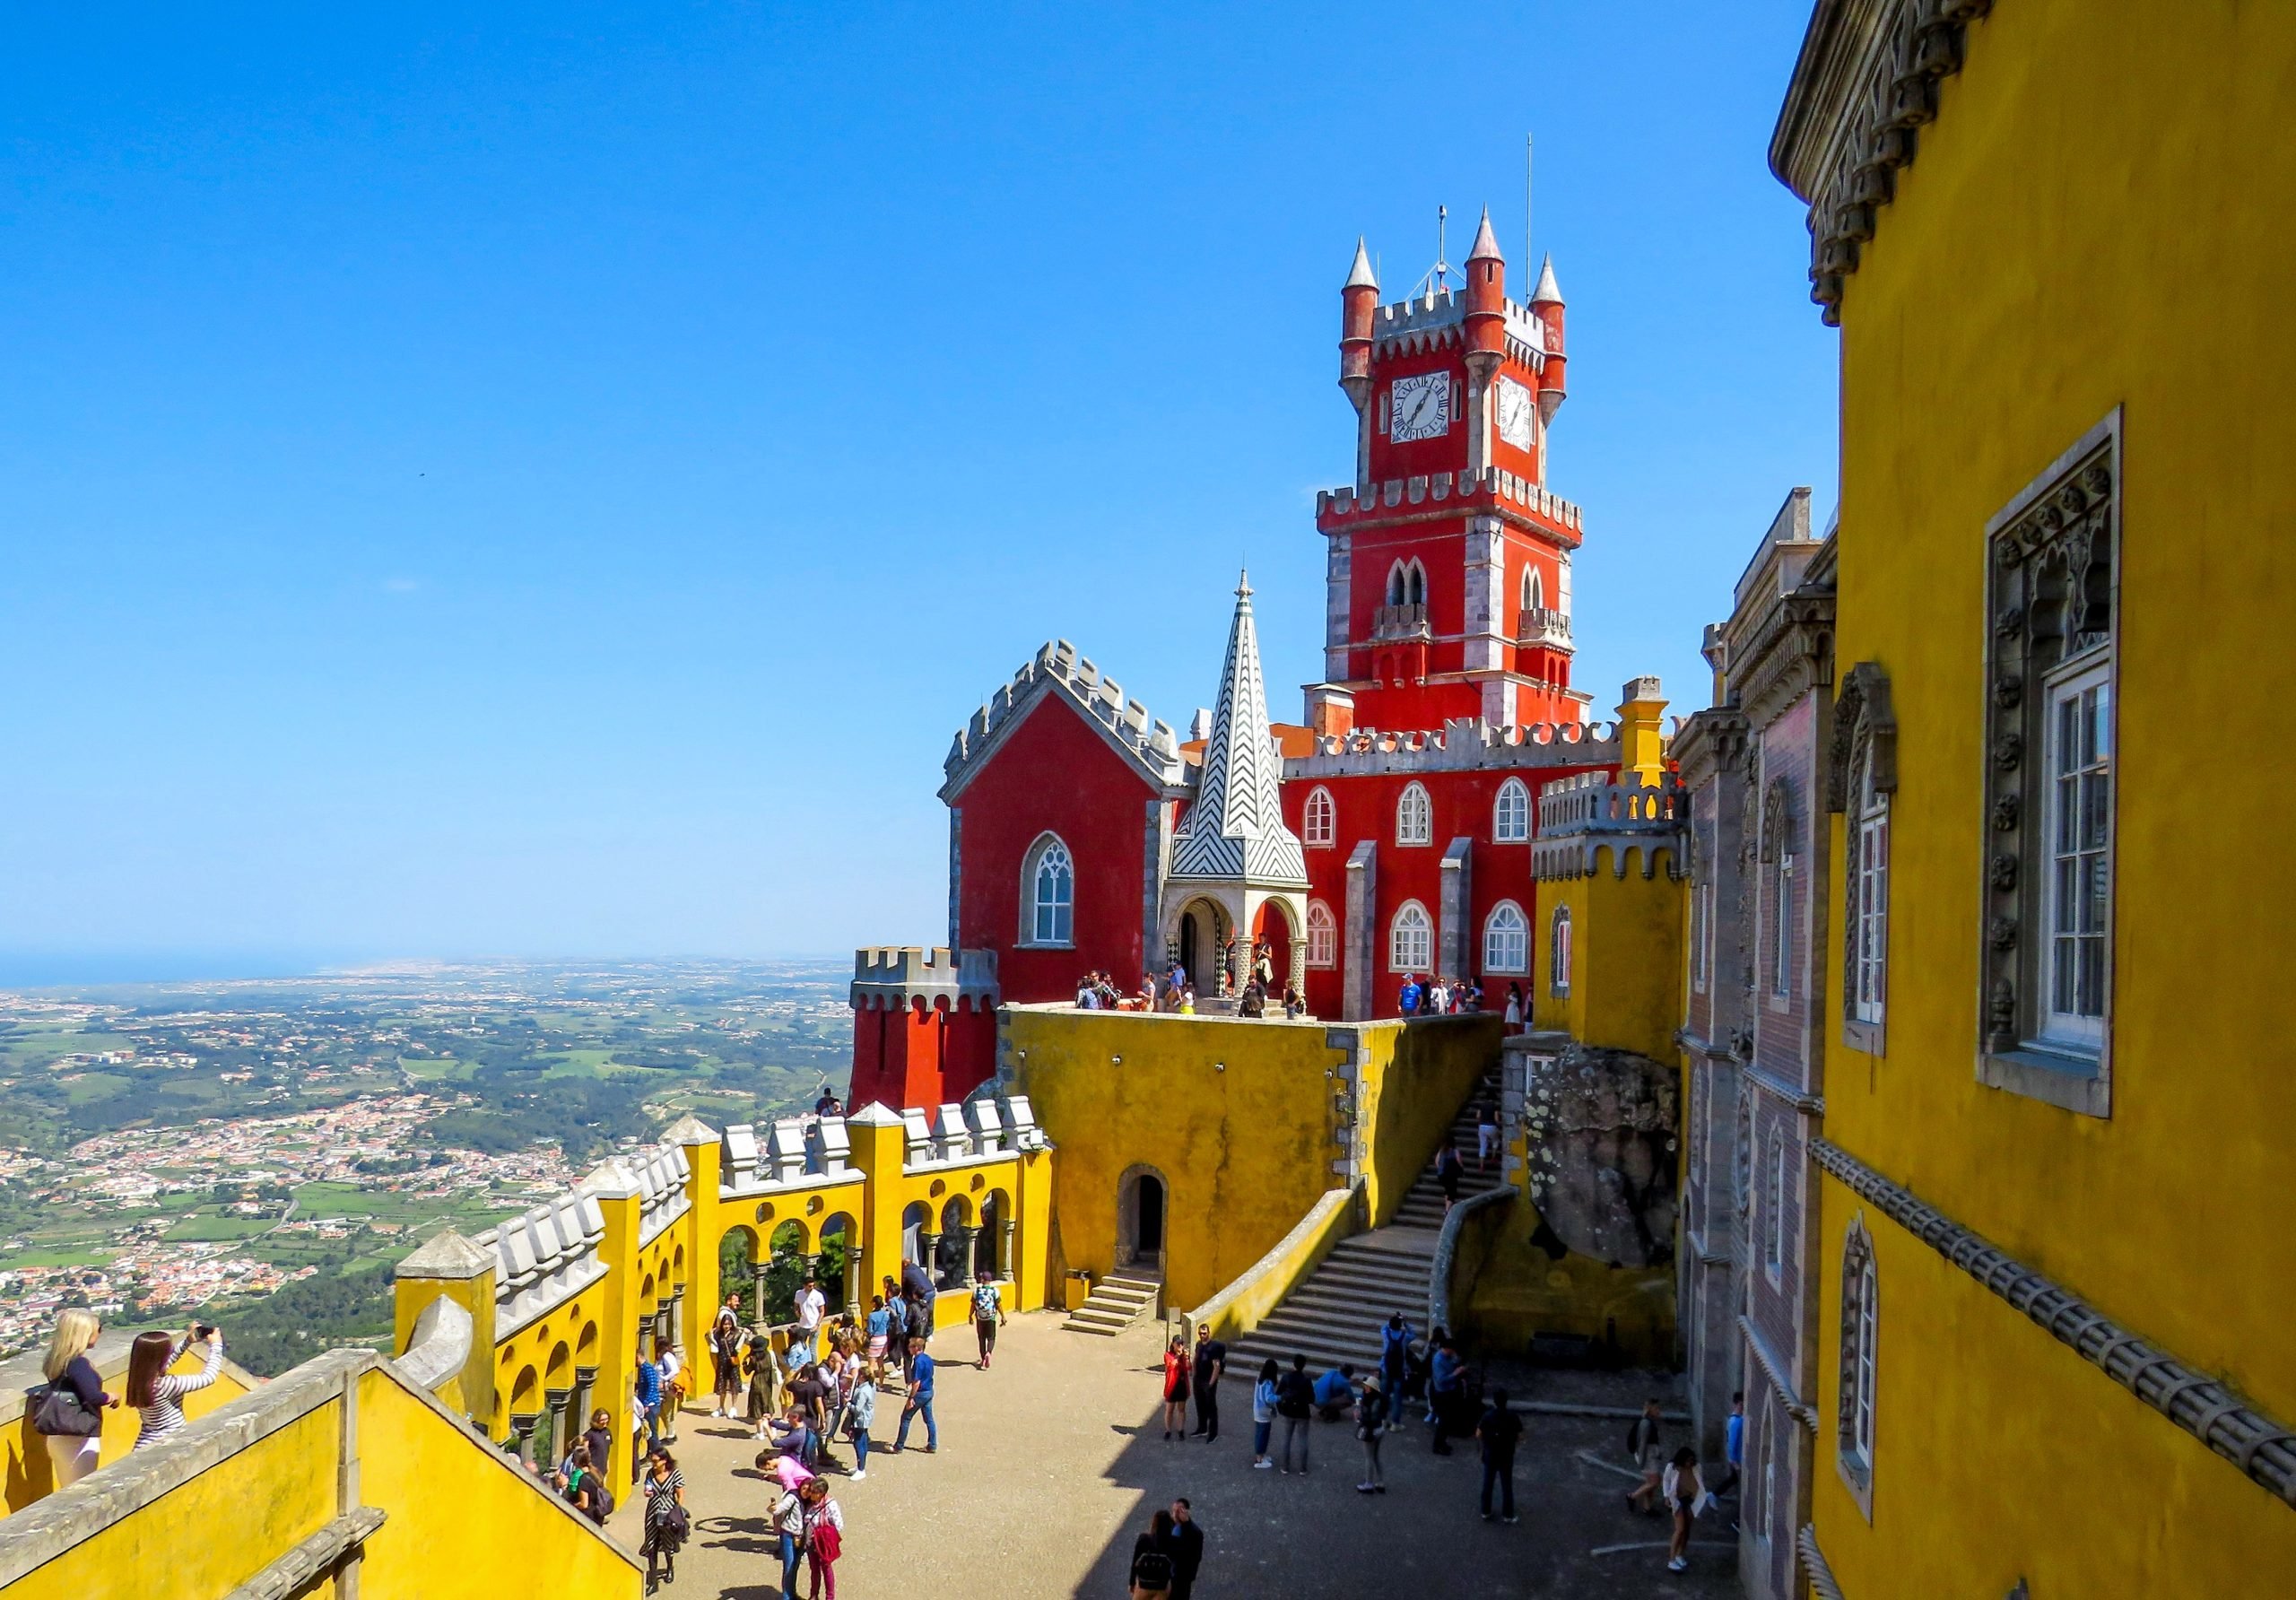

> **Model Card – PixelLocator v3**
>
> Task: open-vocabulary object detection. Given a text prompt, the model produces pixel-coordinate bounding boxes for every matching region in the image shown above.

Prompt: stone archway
[1172,896,1233,997]
[1252,898,1296,994]
[1116,1163,1170,1273]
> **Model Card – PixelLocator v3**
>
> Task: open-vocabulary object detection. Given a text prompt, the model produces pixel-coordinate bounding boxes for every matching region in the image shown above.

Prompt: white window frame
[1852,1253,1877,1465]
[1548,904,1572,996]
[1492,778,1530,843]
[1852,747,1890,1030]
[1837,1219,1878,1514]
[1395,781,1432,847]
[1019,834,1074,948]
[1763,1131,1787,1284]
[1303,786,1336,848]
[1482,900,1528,975]
[1770,852,1795,999]
[1388,900,1432,973]
[2038,656,2111,1053]
[1306,900,1337,969]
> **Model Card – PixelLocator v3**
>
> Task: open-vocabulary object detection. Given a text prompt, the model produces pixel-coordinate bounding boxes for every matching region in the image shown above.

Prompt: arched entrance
[1117,1164,1168,1271]
[1175,898,1231,997]
[1251,899,1295,994]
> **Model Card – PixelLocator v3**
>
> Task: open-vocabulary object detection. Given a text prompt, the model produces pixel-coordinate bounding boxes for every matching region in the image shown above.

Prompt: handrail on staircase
[1180,1186,1360,1350]
[1427,1183,1515,1336]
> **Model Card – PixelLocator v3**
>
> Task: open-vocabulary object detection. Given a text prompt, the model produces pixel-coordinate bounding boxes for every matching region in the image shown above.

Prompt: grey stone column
[668,1284,686,1348]
[1344,841,1378,1021]
[918,1230,941,1288]
[510,1412,541,1469]
[544,1387,572,1465]
[999,1218,1016,1280]
[572,1365,598,1442]
[954,1224,978,1286]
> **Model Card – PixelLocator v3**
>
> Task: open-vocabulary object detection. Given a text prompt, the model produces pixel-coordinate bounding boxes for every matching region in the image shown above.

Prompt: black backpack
[1276,1370,1313,1418]
[1133,1549,1174,1590]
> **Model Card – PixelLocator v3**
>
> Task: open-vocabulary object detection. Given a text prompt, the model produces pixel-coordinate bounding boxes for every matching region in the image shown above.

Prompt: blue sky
[0,2,1836,981]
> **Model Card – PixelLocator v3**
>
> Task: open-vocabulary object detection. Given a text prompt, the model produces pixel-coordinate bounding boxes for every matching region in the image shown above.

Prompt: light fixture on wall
[1111,1056,1123,1066]
[1214,1062,1226,1073]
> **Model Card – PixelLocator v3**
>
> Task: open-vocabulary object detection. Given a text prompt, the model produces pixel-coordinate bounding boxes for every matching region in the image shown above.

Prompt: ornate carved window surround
[1829,662,1898,1057]
[1978,409,2121,1118]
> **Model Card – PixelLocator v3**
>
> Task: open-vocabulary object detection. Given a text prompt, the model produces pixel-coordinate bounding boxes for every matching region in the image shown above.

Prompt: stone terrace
[608,1312,1735,1599]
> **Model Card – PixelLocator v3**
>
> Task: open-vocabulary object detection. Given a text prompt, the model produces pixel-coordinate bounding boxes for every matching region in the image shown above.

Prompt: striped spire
[1170,573,1308,886]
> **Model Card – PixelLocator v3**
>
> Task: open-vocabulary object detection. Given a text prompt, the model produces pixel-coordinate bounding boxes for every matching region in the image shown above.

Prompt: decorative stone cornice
[1671,707,1750,791]
[1813,1138,2296,1509]
[1770,0,1995,323]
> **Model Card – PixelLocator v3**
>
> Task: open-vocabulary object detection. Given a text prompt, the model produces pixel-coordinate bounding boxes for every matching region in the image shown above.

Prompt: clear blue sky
[0,2,1836,983]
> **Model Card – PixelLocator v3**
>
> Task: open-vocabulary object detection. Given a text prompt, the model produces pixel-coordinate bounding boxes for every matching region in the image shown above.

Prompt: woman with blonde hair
[125,1324,223,1450]
[37,1309,116,1485]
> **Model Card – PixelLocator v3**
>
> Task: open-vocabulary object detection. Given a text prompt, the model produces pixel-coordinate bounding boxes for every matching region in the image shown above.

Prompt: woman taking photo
[1159,1335,1190,1441]
[125,1325,222,1450]
[38,1309,117,1485]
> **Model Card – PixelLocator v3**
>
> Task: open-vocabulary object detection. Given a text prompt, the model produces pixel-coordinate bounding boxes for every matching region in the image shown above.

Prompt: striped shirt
[134,1338,221,1449]
[644,1467,684,1524]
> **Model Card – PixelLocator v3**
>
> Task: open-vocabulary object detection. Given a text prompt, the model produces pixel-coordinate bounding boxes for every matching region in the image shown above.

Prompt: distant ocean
[0,951,352,989]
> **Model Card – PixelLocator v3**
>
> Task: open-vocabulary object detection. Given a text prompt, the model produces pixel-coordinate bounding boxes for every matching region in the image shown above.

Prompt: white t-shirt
[796,1287,826,1332]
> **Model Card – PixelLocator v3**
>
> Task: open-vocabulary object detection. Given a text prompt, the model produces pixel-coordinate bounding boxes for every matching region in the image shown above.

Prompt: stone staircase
[1226,1078,1506,1378]
[1062,1268,1162,1335]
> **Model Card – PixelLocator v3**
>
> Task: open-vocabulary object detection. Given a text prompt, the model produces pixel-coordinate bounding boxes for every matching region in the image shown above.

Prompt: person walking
[657,1340,686,1443]
[845,1363,878,1480]
[639,1447,687,1595]
[33,1309,115,1486]
[1718,1390,1745,1500]
[770,1476,809,1600]
[1249,1357,1279,1469]
[1663,1447,1712,1572]
[710,1297,745,1418]
[794,1274,827,1365]
[1397,973,1422,1015]
[799,1477,844,1600]
[970,1278,1004,1369]
[126,1325,223,1450]
[1377,1312,1413,1428]
[1189,1324,1225,1442]
[1159,1334,1191,1440]
[893,1336,937,1452]
[1625,1398,1667,1513]
[1274,1353,1314,1474]
[1353,1370,1389,1494]
[1427,1331,1464,1451]
[1434,1142,1465,1215]
[744,1327,782,1439]
[1167,1498,1205,1600]
[1127,1509,1177,1597]
[1475,1389,1524,1523]
[1475,1100,1500,1173]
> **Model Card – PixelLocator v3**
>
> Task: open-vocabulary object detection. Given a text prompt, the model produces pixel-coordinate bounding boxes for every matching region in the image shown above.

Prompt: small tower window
[1022,835,1074,947]
[1396,782,1432,846]
[1303,787,1336,848]
[1549,904,1573,996]
[1521,567,1544,613]
[1306,900,1337,969]
[1492,778,1530,843]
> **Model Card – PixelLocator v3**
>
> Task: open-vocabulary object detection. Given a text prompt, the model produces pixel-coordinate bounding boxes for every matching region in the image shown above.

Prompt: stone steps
[1062,1271,1162,1335]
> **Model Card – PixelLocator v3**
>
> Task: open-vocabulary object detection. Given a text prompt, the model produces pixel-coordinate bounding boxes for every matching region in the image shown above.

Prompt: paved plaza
[608,1312,1738,1599]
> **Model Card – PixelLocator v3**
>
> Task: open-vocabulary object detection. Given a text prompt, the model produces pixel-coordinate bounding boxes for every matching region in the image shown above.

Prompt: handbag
[28,1383,103,1439]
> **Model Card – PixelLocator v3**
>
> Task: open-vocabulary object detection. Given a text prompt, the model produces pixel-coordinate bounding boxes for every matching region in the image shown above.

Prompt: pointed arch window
[1406,560,1426,606]
[1838,1221,1879,1503]
[1306,900,1337,969]
[1548,904,1573,996]
[1303,786,1336,848]
[1492,778,1530,843]
[1388,900,1432,972]
[1021,835,1074,947]
[1520,566,1544,613]
[1482,900,1528,975]
[1763,1129,1787,1283]
[1396,782,1432,847]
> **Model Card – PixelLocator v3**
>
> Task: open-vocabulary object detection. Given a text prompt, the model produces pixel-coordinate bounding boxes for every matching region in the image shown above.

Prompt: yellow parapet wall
[1350,1015,1503,1228]
[1181,1187,1357,1348]
[1,1337,257,1517]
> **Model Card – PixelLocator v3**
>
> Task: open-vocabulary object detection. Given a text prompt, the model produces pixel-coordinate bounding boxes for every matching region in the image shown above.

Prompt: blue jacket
[1431,1348,1463,1394]
[635,1361,662,1407]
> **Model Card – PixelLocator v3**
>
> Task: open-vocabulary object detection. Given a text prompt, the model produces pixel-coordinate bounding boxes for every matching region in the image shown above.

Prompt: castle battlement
[943,638,1186,797]
[850,944,998,1011]
[1315,466,1583,535]
[1283,715,1626,778]
[1368,286,1548,368]
[1533,770,1689,881]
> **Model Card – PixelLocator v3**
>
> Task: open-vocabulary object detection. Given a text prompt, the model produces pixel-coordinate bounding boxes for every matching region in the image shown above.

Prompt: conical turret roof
[1345,235,1378,291]
[1532,253,1564,305]
[1467,206,1504,263]
[1169,574,1309,887]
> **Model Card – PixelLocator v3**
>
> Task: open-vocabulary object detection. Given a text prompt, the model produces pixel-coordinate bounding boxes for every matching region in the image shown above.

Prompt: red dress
[1163,1350,1191,1402]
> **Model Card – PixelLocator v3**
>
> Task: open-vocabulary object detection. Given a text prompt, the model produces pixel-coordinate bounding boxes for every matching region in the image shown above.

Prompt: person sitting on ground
[1312,1362,1358,1421]
[1075,975,1101,1010]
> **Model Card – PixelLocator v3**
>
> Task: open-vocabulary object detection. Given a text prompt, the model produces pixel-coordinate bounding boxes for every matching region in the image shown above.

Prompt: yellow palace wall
[1812,0,2296,1587]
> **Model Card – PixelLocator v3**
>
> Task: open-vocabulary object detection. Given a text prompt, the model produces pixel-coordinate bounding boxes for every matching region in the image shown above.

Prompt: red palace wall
[850,1001,996,1111]
[1284,761,1610,1020]
[952,696,1160,1004]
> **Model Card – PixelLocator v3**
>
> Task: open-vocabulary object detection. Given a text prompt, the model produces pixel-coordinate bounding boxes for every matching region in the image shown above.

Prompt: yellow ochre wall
[1456,1193,1675,1365]
[3,1403,340,1600]
[1352,1015,1502,1227]
[1532,849,1683,1062]
[1812,0,2296,1589]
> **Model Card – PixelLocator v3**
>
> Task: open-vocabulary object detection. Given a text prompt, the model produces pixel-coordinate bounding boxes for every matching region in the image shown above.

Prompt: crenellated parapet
[469,1186,612,1341]
[1316,465,1583,537]
[1367,285,1552,372]
[849,944,999,1013]
[941,639,1187,802]
[1286,715,1625,778]
[1533,770,1690,881]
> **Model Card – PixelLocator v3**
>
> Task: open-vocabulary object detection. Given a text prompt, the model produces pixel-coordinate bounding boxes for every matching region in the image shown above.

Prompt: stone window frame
[1837,1215,1878,1519]
[1482,900,1529,975]
[1018,831,1075,949]
[1547,903,1573,996]
[1828,662,1898,1057]
[1763,1126,1787,1285]
[1302,785,1336,848]
[1305,900,1337,969]
[1759,778,1797,1010]
[1395,781,1434,847]
[1388,899,1433,972]
[1978,410,2121,1119]
[1689,822,1712,996]
[1492,777,1531,843]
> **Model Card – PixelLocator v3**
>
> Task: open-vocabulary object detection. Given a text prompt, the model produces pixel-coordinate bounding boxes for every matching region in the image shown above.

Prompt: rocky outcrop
[1519,1044,1677,1268]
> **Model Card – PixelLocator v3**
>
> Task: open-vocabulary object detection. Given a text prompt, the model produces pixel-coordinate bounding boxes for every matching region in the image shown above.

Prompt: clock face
[1496,377,1535,451]
[1388,371,1452,442]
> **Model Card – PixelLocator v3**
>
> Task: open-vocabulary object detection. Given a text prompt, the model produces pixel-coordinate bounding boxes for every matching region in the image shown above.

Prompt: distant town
[0,961,849,1366]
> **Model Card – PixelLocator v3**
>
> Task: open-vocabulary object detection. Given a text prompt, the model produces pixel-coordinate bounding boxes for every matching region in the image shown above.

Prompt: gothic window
[1763,1129,1787,1283]
[1303,786,1336,848]
[1690,825,1712,996]
[1306,900,1337,969]
[1021,834,1074,947]
[1520,566,1544,613]
[1388,900,1432,973]
[1839,1221,1878,1499]
[1761,779,1796,1001]
[1548,904,1573,996]
[1492,778,1530,843]
[1830,662,1898,1056]
[1396,781,1432,846]
[1387,561,1405,606]
[1979,414,2118,1117]
[1482,901,1528,975]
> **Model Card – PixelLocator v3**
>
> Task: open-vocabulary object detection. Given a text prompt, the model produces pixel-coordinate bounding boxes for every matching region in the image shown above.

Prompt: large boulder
[1520,1044,1678,1268]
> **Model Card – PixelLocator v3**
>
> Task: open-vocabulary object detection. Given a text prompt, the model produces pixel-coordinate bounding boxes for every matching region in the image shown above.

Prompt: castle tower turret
[1341,238,1380,487]
[1531,254,1568,427]
[1464,208,1507,476]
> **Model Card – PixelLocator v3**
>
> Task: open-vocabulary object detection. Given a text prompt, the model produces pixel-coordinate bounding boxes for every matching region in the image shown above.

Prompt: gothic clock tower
[1309,211,1587,734]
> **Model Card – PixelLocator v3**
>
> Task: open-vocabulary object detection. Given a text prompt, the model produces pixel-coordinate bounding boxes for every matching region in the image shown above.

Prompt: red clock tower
[1310,212,1587,735]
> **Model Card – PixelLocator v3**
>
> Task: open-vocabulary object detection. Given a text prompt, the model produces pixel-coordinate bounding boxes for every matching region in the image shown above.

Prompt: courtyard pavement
[608,1312,1739,1599]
